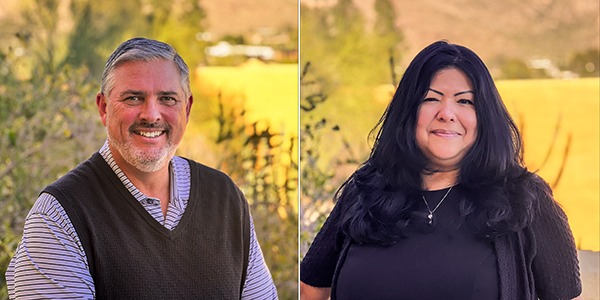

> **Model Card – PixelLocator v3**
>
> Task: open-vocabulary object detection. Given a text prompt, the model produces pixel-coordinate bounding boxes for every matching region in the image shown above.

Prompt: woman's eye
[458,99,474,105]
[423,97,439,102]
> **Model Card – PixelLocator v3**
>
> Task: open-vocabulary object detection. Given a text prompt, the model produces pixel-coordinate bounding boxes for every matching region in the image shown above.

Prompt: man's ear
[185,95,193,122]
[96,92,108,127]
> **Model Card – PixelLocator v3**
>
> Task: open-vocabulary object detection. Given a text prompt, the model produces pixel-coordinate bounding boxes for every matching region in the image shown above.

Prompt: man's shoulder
[48,152,105,189]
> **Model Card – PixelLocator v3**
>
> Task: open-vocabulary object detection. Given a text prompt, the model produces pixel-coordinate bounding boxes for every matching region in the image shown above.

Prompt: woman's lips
[431,129,461,137]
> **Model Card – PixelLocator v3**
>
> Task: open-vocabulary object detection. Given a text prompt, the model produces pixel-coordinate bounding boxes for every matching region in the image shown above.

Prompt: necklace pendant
[427,213,433,225]
[422,186,453,227]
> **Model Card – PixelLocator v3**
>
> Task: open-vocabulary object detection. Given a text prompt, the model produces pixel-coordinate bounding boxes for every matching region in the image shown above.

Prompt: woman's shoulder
[510,170,567,222]
[507,170,552,199]
[525,171,551,190]
[497,170,555,228]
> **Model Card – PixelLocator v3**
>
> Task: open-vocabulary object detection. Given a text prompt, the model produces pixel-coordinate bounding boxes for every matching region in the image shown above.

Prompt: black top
[43,152,251,299]
[335,186,498,300]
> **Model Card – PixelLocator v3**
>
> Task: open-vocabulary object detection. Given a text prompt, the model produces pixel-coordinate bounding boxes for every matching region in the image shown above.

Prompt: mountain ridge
[300,0,599,63]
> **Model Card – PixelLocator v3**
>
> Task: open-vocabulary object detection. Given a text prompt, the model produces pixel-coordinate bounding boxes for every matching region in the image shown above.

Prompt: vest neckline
[93,152,199,240]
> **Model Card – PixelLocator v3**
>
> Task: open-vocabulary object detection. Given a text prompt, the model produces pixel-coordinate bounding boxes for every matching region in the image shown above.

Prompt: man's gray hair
[100,37,191,98]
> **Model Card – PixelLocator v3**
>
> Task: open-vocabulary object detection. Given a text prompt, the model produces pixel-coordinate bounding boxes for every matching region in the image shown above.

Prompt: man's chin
[111,141,175,173]
[132,159,169,173]
[127,148,175,173]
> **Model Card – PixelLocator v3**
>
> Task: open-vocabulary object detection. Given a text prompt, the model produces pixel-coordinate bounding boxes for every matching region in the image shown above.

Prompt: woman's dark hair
[339,40,537,245]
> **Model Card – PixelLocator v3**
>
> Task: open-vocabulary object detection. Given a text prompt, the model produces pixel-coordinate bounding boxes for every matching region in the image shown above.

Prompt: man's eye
[124,96,143,103]
[161,96,178,105]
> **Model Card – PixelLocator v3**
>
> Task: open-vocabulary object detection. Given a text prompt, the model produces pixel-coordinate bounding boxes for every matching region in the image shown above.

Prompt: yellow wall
[497,78,599,251]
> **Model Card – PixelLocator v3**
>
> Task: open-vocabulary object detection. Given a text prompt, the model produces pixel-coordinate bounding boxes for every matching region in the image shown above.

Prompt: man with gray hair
[6,37,278,299]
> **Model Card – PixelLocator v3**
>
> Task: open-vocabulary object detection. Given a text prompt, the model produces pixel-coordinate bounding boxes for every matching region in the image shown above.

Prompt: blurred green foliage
[1,3,107,297]
[298,0,403,184]
[299,0,403,258]
[211,96,298,299]
[300,0,403,91]
[299,62,340,257]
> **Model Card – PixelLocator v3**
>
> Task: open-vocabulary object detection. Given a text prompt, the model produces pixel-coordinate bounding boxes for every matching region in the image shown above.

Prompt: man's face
[96,59,193,173]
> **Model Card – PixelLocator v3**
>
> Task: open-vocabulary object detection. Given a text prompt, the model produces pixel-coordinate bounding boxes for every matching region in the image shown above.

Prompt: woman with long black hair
[300,41,582,300]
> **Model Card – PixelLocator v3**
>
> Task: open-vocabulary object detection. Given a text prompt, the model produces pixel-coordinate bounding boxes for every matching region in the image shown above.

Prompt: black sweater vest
[43,152,250,299]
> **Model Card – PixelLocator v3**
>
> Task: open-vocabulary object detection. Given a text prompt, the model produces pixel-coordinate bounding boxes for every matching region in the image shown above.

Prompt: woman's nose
[436,101,456,122]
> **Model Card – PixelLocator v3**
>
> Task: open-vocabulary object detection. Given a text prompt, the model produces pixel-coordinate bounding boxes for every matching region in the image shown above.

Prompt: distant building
[205,41,275,60]
[527,58,578,79]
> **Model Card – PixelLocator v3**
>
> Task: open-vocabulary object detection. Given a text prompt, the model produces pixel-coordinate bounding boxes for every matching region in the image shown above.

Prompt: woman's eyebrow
[428,88,474,96]
[428,88,444,96]
[454,90,474,96]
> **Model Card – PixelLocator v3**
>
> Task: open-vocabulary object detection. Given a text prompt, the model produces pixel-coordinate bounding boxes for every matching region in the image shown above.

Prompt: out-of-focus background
[300,0,599,299]
[0,0,298,299]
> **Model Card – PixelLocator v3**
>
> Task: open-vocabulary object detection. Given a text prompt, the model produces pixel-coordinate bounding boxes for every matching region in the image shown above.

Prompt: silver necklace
[421,185,454,225]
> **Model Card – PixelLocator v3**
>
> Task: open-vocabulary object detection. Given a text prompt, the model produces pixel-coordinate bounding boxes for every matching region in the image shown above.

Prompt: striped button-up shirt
[6,142,278,299]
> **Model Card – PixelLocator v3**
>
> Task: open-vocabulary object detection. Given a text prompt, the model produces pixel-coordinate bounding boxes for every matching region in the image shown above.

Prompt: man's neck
[122,162,170,197]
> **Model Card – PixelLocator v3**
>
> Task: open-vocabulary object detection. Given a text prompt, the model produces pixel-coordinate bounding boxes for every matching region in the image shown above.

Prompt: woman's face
[415,67,477,171]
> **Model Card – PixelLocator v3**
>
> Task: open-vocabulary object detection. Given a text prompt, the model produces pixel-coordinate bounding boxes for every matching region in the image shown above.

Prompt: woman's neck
[421,169,459,191]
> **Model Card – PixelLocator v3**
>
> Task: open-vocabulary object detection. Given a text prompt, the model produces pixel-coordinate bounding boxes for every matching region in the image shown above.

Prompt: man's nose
[139,98,161,123]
